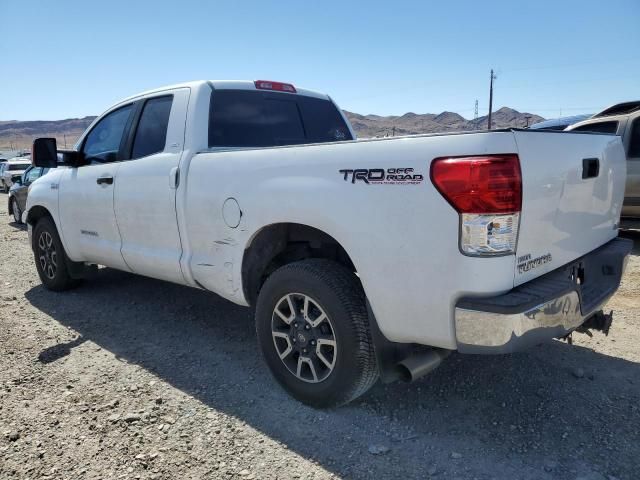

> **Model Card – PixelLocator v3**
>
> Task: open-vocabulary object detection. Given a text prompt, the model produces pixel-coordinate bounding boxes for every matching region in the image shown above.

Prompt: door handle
[96,176,114,185]
[582,158,600,179]
[169,166,180,189]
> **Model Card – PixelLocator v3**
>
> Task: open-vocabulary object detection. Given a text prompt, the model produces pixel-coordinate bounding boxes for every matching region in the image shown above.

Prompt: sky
[1,0,638,121]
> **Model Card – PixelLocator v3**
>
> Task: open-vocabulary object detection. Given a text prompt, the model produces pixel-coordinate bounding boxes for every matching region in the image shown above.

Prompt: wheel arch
[241,222,357,307]
[25,205,58,248]
[26,204,55,228]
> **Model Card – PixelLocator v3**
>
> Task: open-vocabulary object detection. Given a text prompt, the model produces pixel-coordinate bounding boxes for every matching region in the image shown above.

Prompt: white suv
[1,158,32,193]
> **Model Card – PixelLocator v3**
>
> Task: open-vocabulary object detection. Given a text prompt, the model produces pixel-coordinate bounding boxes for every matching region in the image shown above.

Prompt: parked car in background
[565,101,640,225]
[1,158,31,193]
[8,165,50,223]
[529,113,592,131]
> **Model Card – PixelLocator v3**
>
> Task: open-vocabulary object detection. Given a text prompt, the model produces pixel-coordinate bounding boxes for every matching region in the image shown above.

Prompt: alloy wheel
[12,199,21,223]
[37,231,57,280]
[271,293,337,383]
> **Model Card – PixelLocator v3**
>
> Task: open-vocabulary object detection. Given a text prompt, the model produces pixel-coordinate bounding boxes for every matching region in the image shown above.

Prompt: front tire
[11,198,21,224]
[33,217,80,291]
[256,259,378,408]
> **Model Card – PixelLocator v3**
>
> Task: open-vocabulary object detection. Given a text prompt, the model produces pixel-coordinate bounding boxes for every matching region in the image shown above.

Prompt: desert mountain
[0,107,544,150]
[343,107,544,138]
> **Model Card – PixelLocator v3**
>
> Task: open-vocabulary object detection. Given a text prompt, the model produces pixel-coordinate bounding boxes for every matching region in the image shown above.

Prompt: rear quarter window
[209,89,352,148]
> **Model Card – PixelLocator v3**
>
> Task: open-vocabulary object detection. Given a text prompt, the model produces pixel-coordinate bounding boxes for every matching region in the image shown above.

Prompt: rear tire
[256,259,378,408]
[33,217,80,291]
[11,198,21,224]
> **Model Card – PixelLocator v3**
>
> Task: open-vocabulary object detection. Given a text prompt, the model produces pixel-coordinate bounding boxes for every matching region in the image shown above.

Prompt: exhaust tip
[396,349,451,383]
[396,364,413,383]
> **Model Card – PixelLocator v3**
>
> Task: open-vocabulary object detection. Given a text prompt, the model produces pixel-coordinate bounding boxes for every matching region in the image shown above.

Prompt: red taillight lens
[254,80,297,93]
[430,154,522,213]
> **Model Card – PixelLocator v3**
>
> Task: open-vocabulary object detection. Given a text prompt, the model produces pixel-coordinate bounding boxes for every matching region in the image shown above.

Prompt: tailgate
[513,130,626,286]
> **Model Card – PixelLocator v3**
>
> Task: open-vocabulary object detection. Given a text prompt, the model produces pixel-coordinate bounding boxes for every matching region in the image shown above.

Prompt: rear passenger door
[113,88,190,284]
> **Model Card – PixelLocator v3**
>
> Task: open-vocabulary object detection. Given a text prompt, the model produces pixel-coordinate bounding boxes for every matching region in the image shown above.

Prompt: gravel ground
[1,192,639,480]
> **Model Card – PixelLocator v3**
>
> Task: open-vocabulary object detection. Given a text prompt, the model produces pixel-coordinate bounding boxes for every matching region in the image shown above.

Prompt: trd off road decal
[517,253,552,274]
[339,168,424,185]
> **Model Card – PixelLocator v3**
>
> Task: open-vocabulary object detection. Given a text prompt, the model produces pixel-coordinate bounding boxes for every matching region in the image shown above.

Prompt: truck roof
[592,101,640,118]
[120,80,331,103]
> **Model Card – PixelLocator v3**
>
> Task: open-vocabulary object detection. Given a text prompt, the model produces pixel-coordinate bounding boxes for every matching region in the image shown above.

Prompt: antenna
[488,69,497,130]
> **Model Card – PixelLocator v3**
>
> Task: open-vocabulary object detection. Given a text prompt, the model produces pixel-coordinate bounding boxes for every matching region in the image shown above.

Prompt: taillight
[254,80,297,93]
[430,154,522,256]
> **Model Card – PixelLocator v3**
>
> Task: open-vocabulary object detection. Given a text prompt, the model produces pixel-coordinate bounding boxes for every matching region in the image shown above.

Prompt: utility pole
[474,100,478,121]
[392,126,396,137]
[488,69,496,130]
[64,134,67,148]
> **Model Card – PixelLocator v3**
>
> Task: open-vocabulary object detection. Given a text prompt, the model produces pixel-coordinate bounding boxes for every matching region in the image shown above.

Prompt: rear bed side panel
[512,131,626,286]
[184,132,519,349]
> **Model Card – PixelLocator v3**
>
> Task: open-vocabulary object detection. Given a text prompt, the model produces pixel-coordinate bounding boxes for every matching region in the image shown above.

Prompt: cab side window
[82,104,134,163]
[629,117,640,159]
[131,96,173,159]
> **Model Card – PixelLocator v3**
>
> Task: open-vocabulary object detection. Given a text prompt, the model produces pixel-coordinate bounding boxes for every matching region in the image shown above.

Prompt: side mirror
[32,138,59,168]
[11,175,22,186]
[59,149,86,168]
[32,137,86,168]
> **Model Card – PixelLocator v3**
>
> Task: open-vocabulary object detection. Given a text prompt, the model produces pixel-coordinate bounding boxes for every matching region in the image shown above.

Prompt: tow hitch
[562,310,613,344]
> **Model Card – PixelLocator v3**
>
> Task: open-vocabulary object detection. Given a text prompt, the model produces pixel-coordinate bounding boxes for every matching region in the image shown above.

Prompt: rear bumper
[455,237,632,354]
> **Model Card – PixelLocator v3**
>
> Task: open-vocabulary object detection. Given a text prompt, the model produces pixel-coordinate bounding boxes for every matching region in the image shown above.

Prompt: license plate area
[563,239,630,315]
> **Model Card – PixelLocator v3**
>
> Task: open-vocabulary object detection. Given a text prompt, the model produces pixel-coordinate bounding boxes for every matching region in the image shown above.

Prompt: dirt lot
[0,193,638,480]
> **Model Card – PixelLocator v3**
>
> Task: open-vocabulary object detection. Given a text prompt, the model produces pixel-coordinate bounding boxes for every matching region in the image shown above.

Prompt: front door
[58,103,134,270]
[113,88,189,284]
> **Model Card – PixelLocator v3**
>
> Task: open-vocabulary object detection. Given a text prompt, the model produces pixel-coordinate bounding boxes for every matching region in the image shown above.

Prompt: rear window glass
[209,89,352,148]
[8,163,30,171]
[572,121,619,134]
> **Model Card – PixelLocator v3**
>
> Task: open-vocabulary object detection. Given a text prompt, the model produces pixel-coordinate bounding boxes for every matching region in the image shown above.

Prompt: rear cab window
[572,121,619,135]
[208,89,352,148]
[8,163,30,171]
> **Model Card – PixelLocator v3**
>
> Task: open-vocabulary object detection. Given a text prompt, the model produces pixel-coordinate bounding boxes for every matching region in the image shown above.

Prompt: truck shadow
[24,261,640,479]
[8,221,27,231]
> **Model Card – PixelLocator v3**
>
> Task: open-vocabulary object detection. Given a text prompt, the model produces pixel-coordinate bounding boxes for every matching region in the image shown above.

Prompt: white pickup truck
[27,80,632,407]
